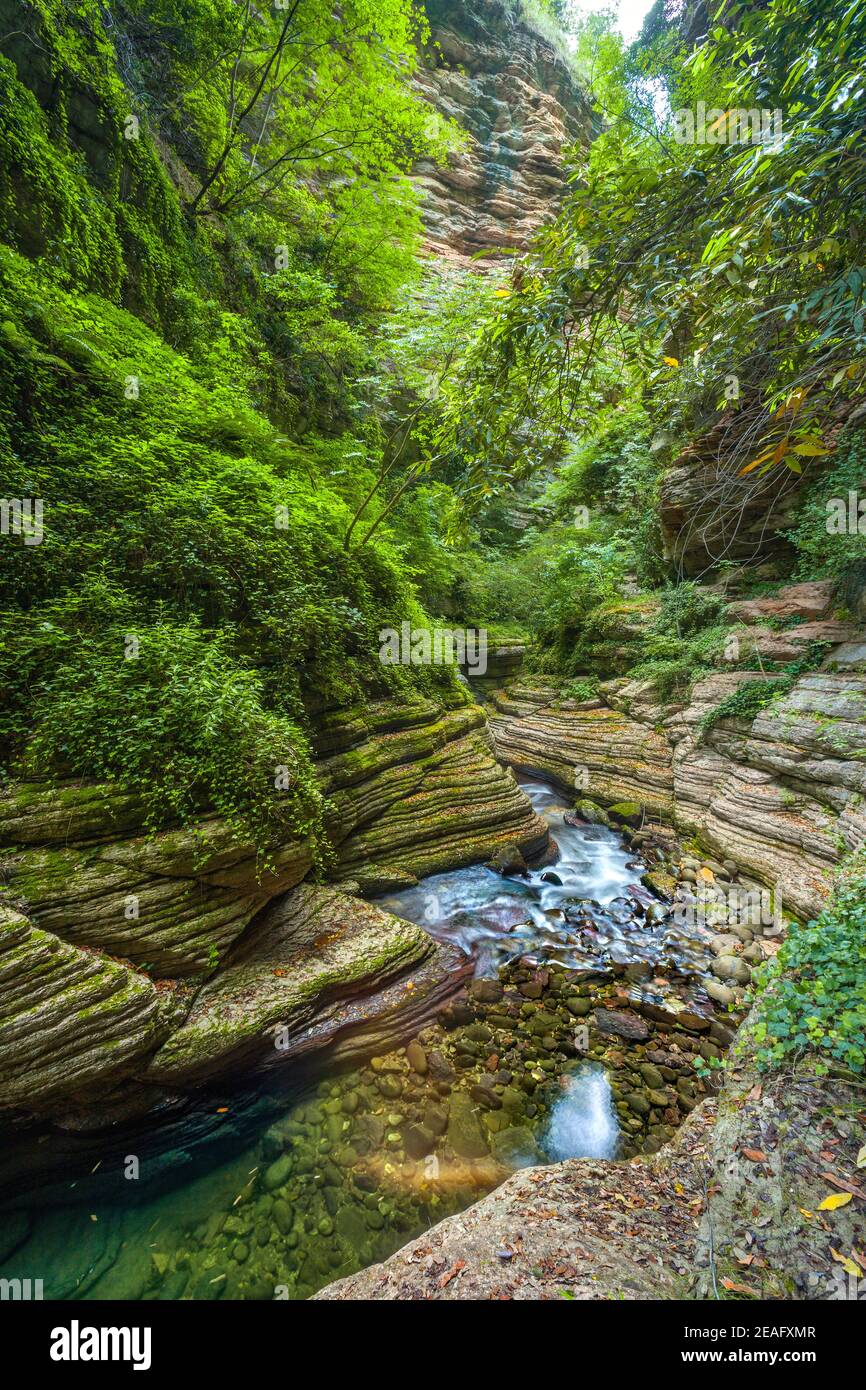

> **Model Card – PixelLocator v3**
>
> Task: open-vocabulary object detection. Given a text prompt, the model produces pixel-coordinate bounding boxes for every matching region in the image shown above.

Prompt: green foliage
[559,675,600,701]
[698,677,794,738]
[750,857,866,1074]
[786,424,866,580]
[24,622,327,862]
[0,244,453,849]
[441,0,866,505]
[650,582,726,638]
[0,0,470,860]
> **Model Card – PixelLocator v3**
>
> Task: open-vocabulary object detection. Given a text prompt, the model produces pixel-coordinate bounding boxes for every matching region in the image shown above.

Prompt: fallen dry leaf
[818,1192,853,1211]
[830,1247,863,1277]
[741,1148,768,1163]
[721,1276,757,1296]
[438,1259,466,1288]
[820,1172,865,1199]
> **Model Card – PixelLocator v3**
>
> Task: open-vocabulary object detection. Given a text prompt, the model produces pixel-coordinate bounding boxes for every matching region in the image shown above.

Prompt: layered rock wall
[489,586,866,921]
[415,0,592,262]
[0,696,547,1123]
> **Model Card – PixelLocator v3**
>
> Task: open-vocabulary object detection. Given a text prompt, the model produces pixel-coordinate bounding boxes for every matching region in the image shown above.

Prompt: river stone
[427,1049,455,1082]
[491,1125,544,1169]
[647,1088,671,1108]
[447,1092,489,1158]
[406,1041,428,1074]
[273,1199,293,1236]
[325,1114,345,1145]
[500,1085,526,1113]
[403,1123,436,1159]
[570,800,611,827]
[470,978,503,1003]
[470,1083,502,1111]
[593,1008,650,1041]
[423,1102,449,1135]
[486,842,528,876]
[639,1063,664,1090]
[710,1019,736,1047]
[710,933,742,956]
[705,978,736,1006]
[376,1074,403,1099]
[608,802,642,826]
[263,1156,293,1192]
[466,1022,493,1042]
[642,868,676,901]
[713,955,751,984]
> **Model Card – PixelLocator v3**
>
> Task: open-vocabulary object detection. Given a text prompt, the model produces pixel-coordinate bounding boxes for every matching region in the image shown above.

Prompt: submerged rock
[592,1007,650,1042]
[446,1092,489,1159]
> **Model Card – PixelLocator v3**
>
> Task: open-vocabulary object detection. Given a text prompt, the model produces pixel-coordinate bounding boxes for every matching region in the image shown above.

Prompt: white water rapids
[545,1064,620,1160]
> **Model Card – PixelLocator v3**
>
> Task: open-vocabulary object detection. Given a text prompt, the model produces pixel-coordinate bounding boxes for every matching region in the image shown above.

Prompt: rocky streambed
[0,777,758,1301]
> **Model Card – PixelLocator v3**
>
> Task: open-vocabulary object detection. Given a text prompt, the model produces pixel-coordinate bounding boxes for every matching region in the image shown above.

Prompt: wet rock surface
[489,598,866,922]
[0,778,737,1298]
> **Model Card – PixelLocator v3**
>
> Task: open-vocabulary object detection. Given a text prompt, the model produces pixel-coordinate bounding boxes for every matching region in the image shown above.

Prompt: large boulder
[146,886,443,1085]
[0,905,170,1113]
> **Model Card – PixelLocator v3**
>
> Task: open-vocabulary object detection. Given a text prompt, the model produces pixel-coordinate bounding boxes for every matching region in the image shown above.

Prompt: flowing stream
[381,777,713,985]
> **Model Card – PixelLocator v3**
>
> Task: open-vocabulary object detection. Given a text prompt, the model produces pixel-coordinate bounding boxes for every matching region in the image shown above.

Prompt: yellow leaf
[739,446,777,476]
[817,1192,853,1210]
[799,1208,814,1219]
[663,356,679,367]
[792,442,831,456]
[830,1247,863,1277]
[783,387,809,414]
[857,1145,866,1168]
[493,288,511,298]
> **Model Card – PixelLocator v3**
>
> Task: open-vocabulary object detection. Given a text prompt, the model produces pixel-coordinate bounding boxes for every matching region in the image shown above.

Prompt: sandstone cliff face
[415,0,592,262]
[489,584,866,922]
[0,697,547,1123]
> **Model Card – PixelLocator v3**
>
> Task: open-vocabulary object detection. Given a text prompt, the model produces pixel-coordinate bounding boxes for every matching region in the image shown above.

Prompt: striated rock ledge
[489,678,675,819]
[489,596,866,922]
[415,0,592,263]
[0,905,171,1112]
[0,696,547,1124]
[146,885,458,1087]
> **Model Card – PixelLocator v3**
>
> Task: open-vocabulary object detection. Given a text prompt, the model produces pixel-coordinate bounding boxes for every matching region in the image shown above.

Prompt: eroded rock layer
[0,696,547,1122]
[415,0,592,262]
[490,587,866,922]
